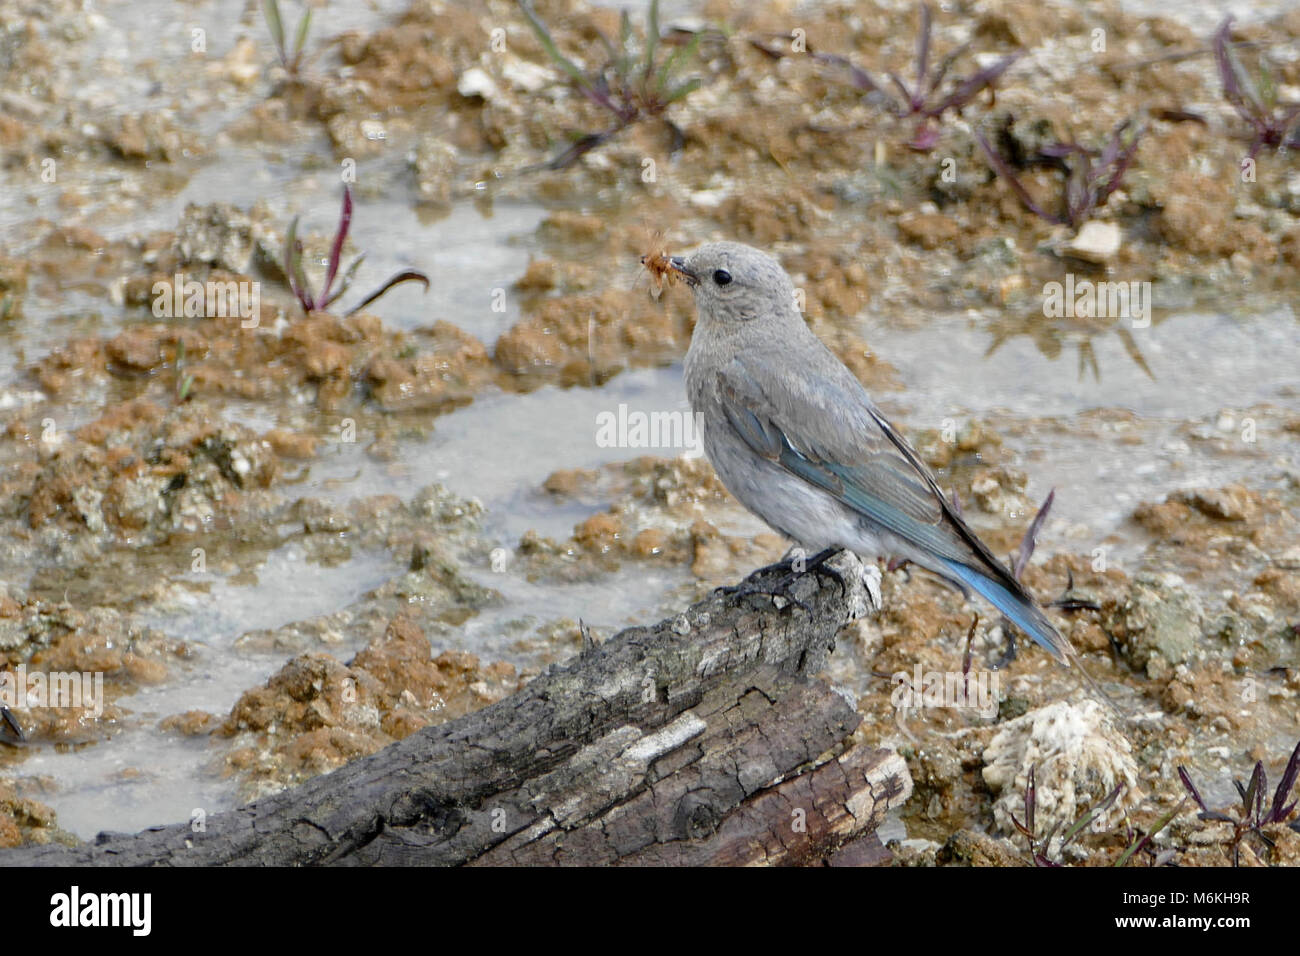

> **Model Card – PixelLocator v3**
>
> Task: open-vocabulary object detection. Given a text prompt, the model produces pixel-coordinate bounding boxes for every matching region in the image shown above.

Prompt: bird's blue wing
[715,359,1074,663]
[715,362,963,562]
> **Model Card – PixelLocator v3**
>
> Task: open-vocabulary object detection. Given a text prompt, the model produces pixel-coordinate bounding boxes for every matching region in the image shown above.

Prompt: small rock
[939,828,1023,867]
[413,138,458,205]
[630,528,666,557]
[263,428,318,460]
[457,67,499,101]
[1108,572,1203,673]
[176,202,258,273]
[983,699,1141,847]
[1176,485,1258,522]
[897,212,960,250]
[215,37,260,87]
[359,119,386,142]
[502,58,551,93]
[1064,221,1122,264]
[969,465,1028,516]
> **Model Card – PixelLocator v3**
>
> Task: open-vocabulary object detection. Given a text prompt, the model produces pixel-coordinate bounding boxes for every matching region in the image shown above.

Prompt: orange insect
[639,246,678,299]
[634,224,680,300]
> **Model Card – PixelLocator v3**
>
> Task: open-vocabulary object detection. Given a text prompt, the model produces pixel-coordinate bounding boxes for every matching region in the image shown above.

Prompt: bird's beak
[669,256,699,287]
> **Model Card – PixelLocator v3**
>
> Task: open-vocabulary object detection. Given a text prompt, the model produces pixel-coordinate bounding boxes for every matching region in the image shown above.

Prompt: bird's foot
[714,547,848,612]
[798,547,850,597]
[715,580,812,613]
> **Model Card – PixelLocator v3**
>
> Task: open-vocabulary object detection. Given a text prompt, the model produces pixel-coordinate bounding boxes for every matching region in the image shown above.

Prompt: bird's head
[670,242,798,326]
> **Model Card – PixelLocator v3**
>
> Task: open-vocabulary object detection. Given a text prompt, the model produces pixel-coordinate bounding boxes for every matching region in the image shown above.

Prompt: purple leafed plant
[815,1,1021,151]
[283,186,429,316]
[1178,737,1300,865]
[977,118,1144,229]
[1214,16,1300,158]
[1012,766,1183,867]
[517,0,702,170]
[1011,764,1126,866]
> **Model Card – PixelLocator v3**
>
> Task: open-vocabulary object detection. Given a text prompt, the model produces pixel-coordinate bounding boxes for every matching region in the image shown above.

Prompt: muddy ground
[0,0,1297,865]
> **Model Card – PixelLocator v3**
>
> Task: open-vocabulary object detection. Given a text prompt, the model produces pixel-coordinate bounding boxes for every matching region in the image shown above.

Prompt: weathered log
[1,551,911,866]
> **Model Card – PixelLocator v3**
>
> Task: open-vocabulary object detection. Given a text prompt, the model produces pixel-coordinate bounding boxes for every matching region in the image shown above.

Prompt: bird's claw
[714,547,848,613]
[715,581,812,613]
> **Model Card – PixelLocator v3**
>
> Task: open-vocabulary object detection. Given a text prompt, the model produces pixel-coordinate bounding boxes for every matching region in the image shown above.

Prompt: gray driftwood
[2,552,911,866]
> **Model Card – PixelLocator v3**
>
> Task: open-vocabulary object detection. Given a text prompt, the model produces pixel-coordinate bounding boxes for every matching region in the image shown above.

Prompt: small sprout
[283,186,430,317]
[1013,488,1055,582]
[517,0,703,170]
[1009,764,1059,866]
[977,117,1144,229]
[1213,16,1300,158]
[960,614,977,683]
[1013,772,1146,866]
[263,0,312,76]
[1177,737,1300,865]
[175,339,195,403]
[1113,798,1185,867]
[1267,738,1300,827]
[1058,784,1123,855]
[815,1,1021,151]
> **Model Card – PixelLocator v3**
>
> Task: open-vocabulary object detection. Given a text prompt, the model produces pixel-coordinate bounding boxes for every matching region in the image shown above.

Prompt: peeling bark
[2,552,911,866]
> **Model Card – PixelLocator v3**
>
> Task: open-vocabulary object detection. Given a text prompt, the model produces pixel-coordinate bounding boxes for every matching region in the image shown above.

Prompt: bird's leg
[762,557,797,576]
[1047,595,1102,612]
[747,545,805,577]
[989,621,1018,670]
[716,546,813,594]
[1046,569,1101,613]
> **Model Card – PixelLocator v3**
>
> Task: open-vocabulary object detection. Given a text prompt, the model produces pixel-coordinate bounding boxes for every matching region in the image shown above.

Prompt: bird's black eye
[712,269,732,286]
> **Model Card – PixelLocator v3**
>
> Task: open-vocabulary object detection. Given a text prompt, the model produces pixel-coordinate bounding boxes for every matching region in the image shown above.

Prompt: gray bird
[671,241,1079,666]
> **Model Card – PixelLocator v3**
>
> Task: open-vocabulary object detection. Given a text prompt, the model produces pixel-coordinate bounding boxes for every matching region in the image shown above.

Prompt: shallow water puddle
[16,725,238,841]
[307,366,703,539]
[136,542,397,677]
[866,305,1299,420]
[15,542,396,838]
[864,303,1300,563]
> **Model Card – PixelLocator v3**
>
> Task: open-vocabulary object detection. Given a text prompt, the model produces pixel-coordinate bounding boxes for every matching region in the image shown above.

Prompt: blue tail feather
[940,559,1068,663]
